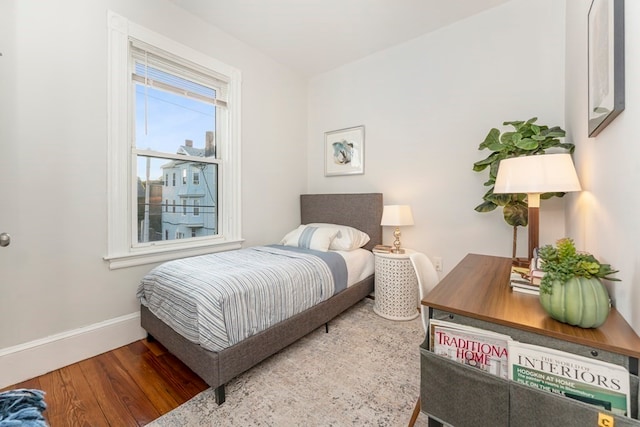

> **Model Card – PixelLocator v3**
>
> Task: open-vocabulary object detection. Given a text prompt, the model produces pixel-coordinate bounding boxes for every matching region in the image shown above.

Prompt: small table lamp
[381,205,414,254]
[494,153,581,261]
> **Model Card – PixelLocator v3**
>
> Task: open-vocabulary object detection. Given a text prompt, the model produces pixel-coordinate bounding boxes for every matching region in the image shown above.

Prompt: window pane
[137,156,218,243]
[135,83,216,156]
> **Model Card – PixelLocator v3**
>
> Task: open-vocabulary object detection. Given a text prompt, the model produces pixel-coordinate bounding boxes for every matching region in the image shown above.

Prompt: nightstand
[373,249,419,321]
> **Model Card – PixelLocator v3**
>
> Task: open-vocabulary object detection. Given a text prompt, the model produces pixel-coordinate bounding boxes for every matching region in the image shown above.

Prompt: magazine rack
[420,254,640,427]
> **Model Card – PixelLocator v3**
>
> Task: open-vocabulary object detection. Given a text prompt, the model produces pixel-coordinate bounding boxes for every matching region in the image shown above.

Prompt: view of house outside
[134,76,218,244]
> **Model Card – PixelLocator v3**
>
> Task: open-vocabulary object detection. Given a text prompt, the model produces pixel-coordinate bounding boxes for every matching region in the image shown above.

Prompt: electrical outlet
[434,257,443,272]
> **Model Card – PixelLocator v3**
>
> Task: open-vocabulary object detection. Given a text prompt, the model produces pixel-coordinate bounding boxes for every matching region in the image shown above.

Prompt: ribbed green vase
[539,276,611,328]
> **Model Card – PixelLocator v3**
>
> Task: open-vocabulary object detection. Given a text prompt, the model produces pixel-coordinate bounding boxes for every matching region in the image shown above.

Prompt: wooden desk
[423,253,640,361]
[419,253,640,427]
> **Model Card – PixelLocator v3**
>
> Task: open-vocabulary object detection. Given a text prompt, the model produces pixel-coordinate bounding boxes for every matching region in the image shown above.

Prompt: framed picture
[588,0,624,137]
[324,126,365,176]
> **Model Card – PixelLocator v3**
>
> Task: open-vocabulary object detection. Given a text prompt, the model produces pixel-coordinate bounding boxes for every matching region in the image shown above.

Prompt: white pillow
[307,223,370,251]
[280,225,339,252]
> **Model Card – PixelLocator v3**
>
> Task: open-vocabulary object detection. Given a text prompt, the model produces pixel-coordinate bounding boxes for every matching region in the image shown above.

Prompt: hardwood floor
[1,339,208,426]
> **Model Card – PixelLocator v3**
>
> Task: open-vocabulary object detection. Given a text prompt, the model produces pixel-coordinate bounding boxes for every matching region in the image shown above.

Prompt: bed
[138,193,383,404]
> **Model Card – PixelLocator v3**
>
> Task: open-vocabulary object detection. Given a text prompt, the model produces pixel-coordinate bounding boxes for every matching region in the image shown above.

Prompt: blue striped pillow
[280,225,339,252]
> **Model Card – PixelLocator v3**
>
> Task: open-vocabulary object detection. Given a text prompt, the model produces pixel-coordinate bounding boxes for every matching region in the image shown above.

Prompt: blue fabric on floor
[0,389,47,427]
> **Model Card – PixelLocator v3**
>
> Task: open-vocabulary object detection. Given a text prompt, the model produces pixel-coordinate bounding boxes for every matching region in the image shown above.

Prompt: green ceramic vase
[539,276,611,328]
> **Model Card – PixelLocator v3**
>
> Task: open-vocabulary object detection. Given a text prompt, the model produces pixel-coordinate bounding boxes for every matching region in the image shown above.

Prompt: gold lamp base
[391,227,405,254]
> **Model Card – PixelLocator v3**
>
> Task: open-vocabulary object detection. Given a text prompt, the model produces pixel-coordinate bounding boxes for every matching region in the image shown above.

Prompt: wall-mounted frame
[324,125,365,176]
[588,0,625,137]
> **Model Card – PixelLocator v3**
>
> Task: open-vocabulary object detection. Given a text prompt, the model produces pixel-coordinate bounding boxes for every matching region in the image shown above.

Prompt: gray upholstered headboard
[300,193,383,251]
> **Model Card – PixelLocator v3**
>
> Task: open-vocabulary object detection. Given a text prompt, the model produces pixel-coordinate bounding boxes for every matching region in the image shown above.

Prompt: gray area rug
[148,298,429,426]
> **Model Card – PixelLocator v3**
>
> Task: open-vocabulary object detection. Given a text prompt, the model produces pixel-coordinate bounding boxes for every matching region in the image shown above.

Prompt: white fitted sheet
[337,248,375,287]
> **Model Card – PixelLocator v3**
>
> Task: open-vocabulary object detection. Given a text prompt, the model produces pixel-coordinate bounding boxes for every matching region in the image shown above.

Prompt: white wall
[308,0,567,275]
[0,0,307,387]
[565,1,640,333]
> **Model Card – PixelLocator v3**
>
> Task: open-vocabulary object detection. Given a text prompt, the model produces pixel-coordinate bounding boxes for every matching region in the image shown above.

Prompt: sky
[135,85,215,180]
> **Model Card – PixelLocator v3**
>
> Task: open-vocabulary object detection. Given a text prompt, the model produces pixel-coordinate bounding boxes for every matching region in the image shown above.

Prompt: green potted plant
[538,238,619,328]
[472,118,575,260]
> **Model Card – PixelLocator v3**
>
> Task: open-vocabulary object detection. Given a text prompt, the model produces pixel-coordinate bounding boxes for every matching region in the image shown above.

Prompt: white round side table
[373,249,419,321]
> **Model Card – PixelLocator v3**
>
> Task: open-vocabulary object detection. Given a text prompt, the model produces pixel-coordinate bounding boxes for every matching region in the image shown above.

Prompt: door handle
[0,233,10,247]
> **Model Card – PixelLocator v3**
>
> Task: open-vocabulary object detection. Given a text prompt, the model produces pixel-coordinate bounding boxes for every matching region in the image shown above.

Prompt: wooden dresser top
[422,253,640,358]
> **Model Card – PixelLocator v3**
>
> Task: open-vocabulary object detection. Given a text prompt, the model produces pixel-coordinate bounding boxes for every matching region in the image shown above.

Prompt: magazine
[508,341,630,416]
[429,319,512,379]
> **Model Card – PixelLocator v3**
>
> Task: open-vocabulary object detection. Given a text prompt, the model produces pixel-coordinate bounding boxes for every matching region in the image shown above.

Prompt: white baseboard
[0,312,147,389]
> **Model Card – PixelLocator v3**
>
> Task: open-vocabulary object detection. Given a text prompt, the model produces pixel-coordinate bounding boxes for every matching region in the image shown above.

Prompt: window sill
[104,239,244,270]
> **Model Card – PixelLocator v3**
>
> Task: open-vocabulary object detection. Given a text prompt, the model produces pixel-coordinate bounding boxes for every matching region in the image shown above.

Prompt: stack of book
[529,249,544,285]
[509,250,544,295]
[372,244,392,254]
[529,268,544,286]
[510,272,540,295]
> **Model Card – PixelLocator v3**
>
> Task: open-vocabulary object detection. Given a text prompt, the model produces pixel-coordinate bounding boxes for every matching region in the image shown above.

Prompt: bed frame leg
[146,333,156,342]
[325,322,329,333]
[214,385,226,405]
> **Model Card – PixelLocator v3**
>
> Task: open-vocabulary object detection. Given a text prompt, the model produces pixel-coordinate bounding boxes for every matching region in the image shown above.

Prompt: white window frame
[105,11,242,269]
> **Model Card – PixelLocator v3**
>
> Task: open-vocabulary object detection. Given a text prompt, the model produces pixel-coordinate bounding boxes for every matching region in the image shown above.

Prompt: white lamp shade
[381,205,414,226]
[494,153,582,194]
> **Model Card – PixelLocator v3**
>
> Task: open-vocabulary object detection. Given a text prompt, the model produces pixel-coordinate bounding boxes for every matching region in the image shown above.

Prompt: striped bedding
[137,245,348,352]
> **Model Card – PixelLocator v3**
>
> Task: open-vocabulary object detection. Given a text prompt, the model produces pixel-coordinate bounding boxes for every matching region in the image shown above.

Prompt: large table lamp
[381,205,414,254]
[494,153,581,261]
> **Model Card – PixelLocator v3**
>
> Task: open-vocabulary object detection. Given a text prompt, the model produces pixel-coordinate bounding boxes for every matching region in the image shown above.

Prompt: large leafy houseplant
[537,238,619,328]
[472,118,575,258]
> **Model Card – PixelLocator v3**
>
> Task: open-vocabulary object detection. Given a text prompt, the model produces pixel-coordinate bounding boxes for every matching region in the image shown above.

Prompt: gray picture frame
[588,0,625,137]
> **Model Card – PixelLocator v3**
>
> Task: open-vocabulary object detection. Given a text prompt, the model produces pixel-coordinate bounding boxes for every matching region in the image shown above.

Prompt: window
[106,12,242,269]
